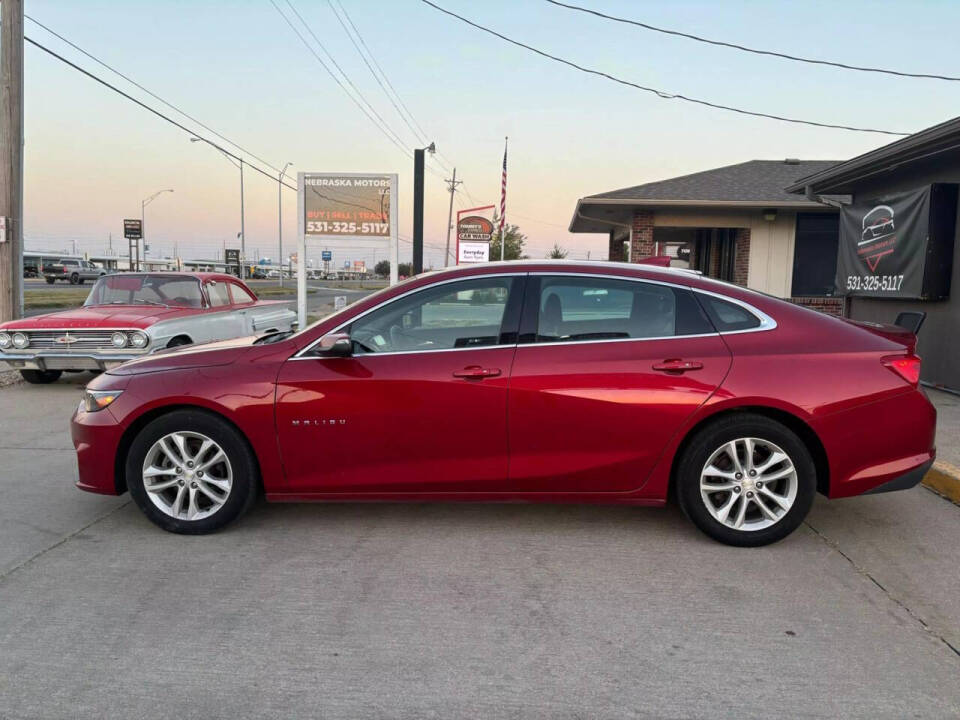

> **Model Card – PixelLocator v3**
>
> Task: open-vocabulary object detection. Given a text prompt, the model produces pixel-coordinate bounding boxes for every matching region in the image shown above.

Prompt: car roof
[414,260,704,283]
[101,271,241,283]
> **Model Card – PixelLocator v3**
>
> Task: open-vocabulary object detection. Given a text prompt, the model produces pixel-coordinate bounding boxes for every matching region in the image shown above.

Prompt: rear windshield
[85,275,205,308]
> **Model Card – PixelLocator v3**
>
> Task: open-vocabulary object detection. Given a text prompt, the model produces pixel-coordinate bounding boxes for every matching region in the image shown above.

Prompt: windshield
[84,274,205,308]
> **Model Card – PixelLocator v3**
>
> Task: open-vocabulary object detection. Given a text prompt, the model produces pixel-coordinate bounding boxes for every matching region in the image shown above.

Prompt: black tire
[69,273,79,285]
[20,369,63,384]
[78,278,85,285]
[45,277,55,284]
[126,409,259,534]
[675,413,816,547]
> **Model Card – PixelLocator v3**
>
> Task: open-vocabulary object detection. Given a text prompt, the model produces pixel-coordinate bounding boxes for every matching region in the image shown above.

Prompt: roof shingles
[588,160,840,204]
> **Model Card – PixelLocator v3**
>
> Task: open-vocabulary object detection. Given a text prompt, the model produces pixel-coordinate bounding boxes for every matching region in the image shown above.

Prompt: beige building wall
[653,208,798,298]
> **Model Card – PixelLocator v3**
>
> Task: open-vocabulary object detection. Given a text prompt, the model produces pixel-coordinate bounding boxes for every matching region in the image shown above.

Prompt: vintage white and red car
[0,272,296,383]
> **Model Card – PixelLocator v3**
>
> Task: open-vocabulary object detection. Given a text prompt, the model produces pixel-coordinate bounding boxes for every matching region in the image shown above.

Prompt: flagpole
[500,136,508,261]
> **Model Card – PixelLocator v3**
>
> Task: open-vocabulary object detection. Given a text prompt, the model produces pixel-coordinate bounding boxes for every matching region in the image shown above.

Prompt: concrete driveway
[1,376,958,719]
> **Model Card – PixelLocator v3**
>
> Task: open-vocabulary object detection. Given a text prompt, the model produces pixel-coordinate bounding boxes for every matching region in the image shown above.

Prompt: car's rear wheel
[69,273,79,285]
[45,277,55,284]
[126,410,258,534]
[676,414,816,547]
[20,369,62,384]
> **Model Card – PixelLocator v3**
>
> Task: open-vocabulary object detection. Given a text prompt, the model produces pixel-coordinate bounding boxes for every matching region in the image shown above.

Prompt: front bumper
[71,404,126,495]
[0,351,145,371]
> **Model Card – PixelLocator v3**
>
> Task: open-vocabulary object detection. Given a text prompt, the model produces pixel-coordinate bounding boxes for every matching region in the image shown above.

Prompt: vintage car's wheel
[126,410,259,534]
[20,369,62,384]
[676,414,816,547]
[69,273,79,285]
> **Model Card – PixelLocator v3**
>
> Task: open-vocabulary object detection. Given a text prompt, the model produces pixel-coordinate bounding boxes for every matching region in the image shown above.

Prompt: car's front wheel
[126,410,258,534]
[676,414,816,547]
[20,369,62,384]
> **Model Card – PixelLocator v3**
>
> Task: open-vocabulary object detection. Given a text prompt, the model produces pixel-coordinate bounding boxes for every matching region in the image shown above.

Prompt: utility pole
[443,168,461,267]
[413,149,425,275]
[412,142,435,275]
[278,162,292,287]
[0,0,24,321]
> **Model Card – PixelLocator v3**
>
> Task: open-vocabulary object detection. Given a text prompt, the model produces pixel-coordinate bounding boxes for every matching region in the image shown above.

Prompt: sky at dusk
[21,0,960,269]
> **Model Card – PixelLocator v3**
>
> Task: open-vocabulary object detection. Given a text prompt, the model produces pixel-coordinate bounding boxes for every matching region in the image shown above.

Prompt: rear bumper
[864,459,933,494]
[0,351,143,372]
[812,388,937,498]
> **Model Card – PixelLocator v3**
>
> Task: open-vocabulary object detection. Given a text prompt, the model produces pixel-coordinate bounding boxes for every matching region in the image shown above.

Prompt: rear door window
[206,282,231,307]
[230,283,256,304]
[527,276,712,343]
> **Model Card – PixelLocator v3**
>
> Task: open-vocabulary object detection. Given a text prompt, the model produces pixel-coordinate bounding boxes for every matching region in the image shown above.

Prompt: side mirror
[317,332,352,357]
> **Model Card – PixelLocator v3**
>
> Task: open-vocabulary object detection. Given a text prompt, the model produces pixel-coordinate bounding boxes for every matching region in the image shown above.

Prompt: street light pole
[190,137,245,277]
[412,142,436,274]
[140,189,174,271]
[278,162,292,287]
[239,157,245,278]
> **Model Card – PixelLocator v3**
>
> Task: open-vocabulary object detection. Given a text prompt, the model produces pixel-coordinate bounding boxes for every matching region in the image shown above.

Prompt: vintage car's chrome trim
[0,351,143,371]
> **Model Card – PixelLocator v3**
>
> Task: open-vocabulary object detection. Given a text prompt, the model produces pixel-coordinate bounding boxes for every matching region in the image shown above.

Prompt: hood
[1,305,198,330]
[108,335,261,375]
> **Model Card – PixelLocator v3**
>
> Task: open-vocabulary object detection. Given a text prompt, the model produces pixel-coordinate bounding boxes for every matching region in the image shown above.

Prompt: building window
[791,213,839,297]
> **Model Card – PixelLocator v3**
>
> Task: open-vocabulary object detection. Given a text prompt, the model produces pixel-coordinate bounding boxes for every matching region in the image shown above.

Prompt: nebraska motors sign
[836,185,957,299]
[303,173,393,238]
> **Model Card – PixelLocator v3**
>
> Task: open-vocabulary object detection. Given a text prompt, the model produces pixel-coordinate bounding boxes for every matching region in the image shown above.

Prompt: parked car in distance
[0,271,296,383]
[71,261,936,546]
[43,258,106,285]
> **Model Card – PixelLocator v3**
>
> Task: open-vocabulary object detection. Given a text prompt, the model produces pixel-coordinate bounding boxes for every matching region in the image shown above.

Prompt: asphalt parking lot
[1,376,959,719]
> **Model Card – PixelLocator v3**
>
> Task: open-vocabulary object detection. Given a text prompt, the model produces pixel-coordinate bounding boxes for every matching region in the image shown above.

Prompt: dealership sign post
[836,184,957,299]
[456,205,495,265]
[296,172,398,327]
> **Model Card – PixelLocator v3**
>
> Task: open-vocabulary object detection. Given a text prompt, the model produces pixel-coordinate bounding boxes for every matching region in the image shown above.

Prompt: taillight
[882,354,921,386]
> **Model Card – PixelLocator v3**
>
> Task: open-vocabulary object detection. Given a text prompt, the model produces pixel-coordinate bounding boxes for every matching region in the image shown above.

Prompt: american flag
[499,137,508,238]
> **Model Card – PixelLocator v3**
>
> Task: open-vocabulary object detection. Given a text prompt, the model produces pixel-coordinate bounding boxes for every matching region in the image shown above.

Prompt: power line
[24,14,289,175]
[420,0,910,137]
[545,0,960,83]
[270,0,414,160]
[326,0,431,151]
[24,35,297,190]
[329,0,458,174]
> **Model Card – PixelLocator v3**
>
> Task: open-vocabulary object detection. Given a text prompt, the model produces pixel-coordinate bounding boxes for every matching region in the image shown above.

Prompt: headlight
[110,331,128,348]
[0,332,10,349]
[11,332,28,349]
[129,331,149,348]
[81,389,123,413]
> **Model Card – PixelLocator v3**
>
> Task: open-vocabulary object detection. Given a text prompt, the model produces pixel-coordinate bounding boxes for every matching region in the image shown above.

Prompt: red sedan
[71,262,936,546]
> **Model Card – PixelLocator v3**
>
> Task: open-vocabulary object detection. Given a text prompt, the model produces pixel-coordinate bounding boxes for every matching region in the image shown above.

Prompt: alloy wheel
[141,431,233,521]
[699,437,798,532]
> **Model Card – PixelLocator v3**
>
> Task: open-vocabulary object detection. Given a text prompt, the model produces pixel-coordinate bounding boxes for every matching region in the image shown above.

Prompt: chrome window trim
[293,272,526,359]
[528,271,777,338]
[290,269,777,359]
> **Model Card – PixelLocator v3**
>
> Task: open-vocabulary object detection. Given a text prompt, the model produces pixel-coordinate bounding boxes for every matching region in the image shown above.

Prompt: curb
[923,461,960,506]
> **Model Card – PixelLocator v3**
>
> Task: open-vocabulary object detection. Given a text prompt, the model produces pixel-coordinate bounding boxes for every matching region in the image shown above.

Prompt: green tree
[374,259,391,277]
[548,243,568,259]
[488,220,527,261]
[398,262,413,277]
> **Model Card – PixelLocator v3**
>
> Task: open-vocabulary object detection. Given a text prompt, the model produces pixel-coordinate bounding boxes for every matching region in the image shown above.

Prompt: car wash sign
[836,185,957,299]
[456,206,495,264]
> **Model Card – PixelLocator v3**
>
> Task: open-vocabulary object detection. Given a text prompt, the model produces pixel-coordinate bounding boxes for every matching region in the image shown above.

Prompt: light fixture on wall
[762,208,778,222]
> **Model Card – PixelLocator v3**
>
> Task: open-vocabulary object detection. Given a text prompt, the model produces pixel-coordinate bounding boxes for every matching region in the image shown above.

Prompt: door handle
[652,359,704,373]
[453,366,502,379]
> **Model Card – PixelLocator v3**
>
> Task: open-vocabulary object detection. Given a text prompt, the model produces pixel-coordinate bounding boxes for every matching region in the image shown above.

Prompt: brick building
[568,160,847,315]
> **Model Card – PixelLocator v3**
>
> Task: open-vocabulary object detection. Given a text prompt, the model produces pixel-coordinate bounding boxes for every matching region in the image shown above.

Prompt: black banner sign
[837,187,929,298]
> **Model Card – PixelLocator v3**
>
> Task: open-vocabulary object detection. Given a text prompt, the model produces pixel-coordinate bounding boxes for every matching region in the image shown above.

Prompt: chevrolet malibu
[71,261,936,546]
